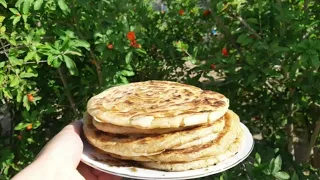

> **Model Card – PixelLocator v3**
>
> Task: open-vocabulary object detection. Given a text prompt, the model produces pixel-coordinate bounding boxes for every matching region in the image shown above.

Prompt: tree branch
[306,103,320,161]
[57,67,78,114]
[308,120,320,158]
[304,0,309,14]
[23,60,48,64]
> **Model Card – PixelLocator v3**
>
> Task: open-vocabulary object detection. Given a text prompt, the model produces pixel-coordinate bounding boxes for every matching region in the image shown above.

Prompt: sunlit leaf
[274,171,290,180]
[20,72,37,78]
[57,0,70,14]
[33,0,43,10]
[0,0,7,8]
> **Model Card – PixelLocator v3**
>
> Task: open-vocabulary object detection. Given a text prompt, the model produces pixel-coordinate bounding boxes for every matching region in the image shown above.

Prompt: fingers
[78,162,97,180]
[97,173,122,180]
[91,168,103,176]
[35,120,84,169]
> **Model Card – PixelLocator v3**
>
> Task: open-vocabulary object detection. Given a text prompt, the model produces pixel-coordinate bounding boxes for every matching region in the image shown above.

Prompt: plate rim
[81,122,255,180]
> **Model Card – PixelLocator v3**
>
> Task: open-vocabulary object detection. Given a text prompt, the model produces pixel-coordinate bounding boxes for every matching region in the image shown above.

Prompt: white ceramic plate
[81,123,254,180]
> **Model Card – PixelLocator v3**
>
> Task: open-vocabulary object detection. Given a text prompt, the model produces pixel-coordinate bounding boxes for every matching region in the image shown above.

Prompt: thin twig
[89,50,102,85]
[210,13,244,58]
[23,60,47,64]
[233,14,262,39]
[306,103,320,161]
[0,40,21,80]
[0,49,9,54]
[265,80,278,93]
[0,40,9,58]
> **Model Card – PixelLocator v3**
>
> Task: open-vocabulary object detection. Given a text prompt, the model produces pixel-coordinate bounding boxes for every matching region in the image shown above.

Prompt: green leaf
[245,55,254,65]
[181,56,193,61]
[13,16,21,25]
[57,0,70,14]
[47,54,54,66]
[0,16,5,22]
[53,58,62,68]
[310,54,319,69]
[0,61,5,68]
[20,72,37,78]
[9,8,19,14]
[242,38,253,46]
[300,53,309,63]
[3,88,13,99]
[255,153,261,164]
[16,90,22,103]
[27,138,35,143]
[0,0,7,8]
[15,0,24,8]
[23,95,30,111]
[193,47,198,58]
[10,78,19,87]
[63,55,78,76]
[121,70,135,77]
[71,40,90,50]
[274,171,290,180]
[125,52,133,63]
[272,155,282,174]
[33,0,43,10]
[35,53,41,63]
[64,50,82,56]
[237,34,247,44]
[22,0,33,14]
[135,48,147,55]
[9,57,23,66]
[216,2,224,12]
[119,75,129,84]
[24,51,36,62]
[60,38,70,51]
[14,122,31,130]
[291,172,299,180]
[33,120,41,129]
[22,14,28,23]
[0,26,6,34]
[247,18,258,24]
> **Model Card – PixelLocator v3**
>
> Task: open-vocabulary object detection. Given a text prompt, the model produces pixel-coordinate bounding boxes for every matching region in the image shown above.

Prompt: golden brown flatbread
[105,110,240,162]
[140,129,243,171]
[82,111,226,157]
[87,81,229,129]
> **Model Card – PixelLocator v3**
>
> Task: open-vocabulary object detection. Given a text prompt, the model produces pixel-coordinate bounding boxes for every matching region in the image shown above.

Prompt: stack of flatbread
[83,80,243,171]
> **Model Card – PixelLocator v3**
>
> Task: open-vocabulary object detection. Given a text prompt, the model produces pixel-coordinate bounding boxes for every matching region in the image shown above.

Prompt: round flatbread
[87,80,229,129]
[90,113,194,135]
[108,110,240,162]
[140,129,243,171]
[83,112,226,157]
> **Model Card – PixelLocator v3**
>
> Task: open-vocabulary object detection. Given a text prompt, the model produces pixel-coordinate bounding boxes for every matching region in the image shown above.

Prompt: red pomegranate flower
[127,31,136,41]
[107,43,113,49]
[27,94,34,102]
[203,9,211,16]
[179,9,184,15]
[222,47,228,56]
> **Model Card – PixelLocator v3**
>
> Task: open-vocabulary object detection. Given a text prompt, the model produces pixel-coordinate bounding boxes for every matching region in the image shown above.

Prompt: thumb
[36,120,84,169]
